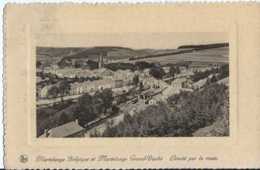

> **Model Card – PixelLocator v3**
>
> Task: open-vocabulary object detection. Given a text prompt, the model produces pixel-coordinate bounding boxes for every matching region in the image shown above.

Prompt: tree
[48,86,59,98]
[139,81,144,91]
[133,75,139,86]
[112,105,119,114]
[59,80,70,96]
[169,66,180,78]
[98,84,228,137]
[218,64,229,79]
[59,113,69,125]
[36,61,42,68]
[135,61,152,70]
[105,62,136,71]
[210,75,218,83]
[149,66,166,79]
[78,94,97,126]
[74,60,83,68]
[101,89,114,113]
[92,91,105,115]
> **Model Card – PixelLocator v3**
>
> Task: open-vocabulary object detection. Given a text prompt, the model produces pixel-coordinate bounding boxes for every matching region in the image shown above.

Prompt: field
[37,44,229,67]
[128,47,229,65]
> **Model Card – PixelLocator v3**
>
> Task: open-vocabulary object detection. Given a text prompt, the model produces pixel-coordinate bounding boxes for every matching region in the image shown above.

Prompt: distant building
[39,85,52,98]
[98,54,104,68]
[217,77,229,86]
[171,77,187,90]
[148,99,157,105]
[175,69,194,78]
[115,80,124,88]
[70,79,116,95]
[162,66,170,73]
[140,91,154,100]
[40,119,84,138]
[112,85,133,95]
[192,78,208,89]
[99,68,114,77]
[97,80,115,90]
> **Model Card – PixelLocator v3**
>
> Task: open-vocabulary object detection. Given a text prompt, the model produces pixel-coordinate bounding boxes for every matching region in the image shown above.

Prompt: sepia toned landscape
[36,41,229,138]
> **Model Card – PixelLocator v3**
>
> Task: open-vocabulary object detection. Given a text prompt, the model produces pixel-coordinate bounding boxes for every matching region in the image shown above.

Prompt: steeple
[98,52,105,68]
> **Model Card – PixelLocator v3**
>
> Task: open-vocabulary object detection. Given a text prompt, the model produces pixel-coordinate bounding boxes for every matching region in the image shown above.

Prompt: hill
[37,43,229,66]
[177,43,229,50]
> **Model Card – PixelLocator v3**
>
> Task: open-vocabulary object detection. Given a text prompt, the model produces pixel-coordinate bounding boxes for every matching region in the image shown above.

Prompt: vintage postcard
[4,3,260,169]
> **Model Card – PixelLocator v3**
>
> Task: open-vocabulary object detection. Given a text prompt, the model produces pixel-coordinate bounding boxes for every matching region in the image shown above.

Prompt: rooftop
[45,120,84,138]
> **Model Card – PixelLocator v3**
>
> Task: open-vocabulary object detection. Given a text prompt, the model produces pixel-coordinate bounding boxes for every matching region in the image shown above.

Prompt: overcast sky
[38,32,228,49]
[79,32,228,49]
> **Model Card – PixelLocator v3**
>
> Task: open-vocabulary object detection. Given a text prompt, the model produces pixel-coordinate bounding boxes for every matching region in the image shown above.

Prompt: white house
[40,119,84,138]
[39,85,52,98]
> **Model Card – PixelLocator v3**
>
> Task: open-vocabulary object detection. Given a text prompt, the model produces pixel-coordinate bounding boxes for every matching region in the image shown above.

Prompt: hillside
[177,43,229,50]
[37,43,229,66]
[192,90,229,137]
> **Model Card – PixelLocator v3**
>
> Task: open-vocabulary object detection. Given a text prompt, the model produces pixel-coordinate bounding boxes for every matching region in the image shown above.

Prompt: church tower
[98,52,105,69]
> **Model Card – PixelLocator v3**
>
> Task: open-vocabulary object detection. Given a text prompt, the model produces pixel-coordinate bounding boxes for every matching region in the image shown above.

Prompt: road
[37,94,82,107]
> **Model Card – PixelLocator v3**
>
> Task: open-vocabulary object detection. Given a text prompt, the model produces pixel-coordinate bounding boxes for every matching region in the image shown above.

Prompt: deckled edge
[3,3,7,169]
[1,2,260,169]
[2,1,260,6]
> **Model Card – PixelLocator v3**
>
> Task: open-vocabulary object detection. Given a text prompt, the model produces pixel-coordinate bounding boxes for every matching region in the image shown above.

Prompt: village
[36,44,229,138]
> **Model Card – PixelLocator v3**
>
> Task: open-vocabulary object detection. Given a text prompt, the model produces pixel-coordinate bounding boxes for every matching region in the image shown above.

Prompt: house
[140,91,154,100]
[99,68,114,78]
[40,119,84,138]
[148,99,157,105]
[112,85,134,95]
[97,79,115,90]
[217,77,229,86]
[114,69,135,85]
[162,66,170,73]
[192,78,208,89]
[182,78,193,89]
[115,80,124,88]
[171,77,187,90]
[39,85,52,98]
[70,79,116,95]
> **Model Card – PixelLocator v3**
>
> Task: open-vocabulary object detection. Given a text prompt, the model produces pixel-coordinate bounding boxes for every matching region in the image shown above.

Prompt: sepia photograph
[6,4,260,169]
[36,33,229,138]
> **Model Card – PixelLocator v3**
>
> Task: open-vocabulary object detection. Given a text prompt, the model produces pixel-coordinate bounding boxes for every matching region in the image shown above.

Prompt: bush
[149,65,166,79]
[94,84,229,137]
[77,89,114,126]
[135,61,153,70]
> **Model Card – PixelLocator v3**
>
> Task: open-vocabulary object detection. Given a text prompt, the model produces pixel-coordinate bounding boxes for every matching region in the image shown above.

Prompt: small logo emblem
[19,154,28,163]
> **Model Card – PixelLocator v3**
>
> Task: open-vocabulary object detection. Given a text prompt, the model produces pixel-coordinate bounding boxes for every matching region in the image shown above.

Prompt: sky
[72,32,228,49]
[39,32,228,50]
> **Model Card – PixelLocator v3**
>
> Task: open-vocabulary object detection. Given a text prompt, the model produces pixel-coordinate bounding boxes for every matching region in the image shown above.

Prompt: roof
[193,78,207,88]
[142,90,155,96]
[48,121,84,138]
[217,77,229,86]
[99,68,114,76]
